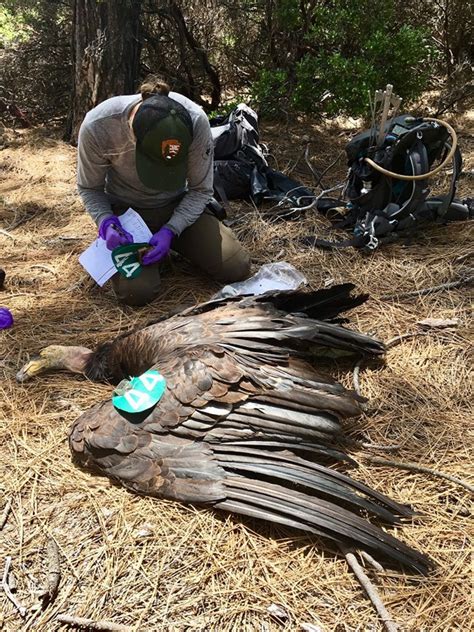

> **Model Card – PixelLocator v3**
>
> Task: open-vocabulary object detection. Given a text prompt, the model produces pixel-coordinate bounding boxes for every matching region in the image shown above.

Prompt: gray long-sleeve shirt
[77,93,214,236]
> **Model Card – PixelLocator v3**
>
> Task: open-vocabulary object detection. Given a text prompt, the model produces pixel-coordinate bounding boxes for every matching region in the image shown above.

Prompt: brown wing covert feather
[67,287,432,573]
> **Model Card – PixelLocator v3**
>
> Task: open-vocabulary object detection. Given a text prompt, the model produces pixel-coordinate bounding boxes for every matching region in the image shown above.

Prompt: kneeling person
[77,77,251,306]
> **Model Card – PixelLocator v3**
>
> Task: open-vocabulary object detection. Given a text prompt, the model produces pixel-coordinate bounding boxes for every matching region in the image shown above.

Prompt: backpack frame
[309,114,469,252]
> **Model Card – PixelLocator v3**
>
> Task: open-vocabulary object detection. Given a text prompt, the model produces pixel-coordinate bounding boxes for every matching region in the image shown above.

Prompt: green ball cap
[135,110,192,191]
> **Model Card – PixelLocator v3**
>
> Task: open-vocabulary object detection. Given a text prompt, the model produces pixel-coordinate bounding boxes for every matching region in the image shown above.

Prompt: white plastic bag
[213,262,307,299]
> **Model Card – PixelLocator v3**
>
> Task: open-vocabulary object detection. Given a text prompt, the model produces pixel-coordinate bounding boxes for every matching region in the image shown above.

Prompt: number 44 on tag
[114,252,140,278]
[112,370,167,414]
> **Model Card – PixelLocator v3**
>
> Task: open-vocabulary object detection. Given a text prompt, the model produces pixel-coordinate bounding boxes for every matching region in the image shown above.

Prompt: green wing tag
[112,243,150,279]
[112,370,166,414]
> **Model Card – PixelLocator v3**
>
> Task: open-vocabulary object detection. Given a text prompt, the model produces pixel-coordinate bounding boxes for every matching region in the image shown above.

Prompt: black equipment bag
[304,115,470,252]
[210,104,314,210]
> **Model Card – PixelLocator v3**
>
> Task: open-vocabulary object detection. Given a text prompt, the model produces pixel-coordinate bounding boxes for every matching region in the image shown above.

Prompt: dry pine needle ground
[0,109,472,631]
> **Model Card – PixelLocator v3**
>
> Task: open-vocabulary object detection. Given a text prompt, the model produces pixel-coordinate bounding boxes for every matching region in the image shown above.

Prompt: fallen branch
[304,144,323,184]
[361,442,401,452]
[454,252,473,264]
[305,145,344,189]
[0,498,12,531]
[31,264,58,276]
[5,209,40,231]
[41,538,61,607]
[0,228,15,241]
[353,360,362,396]
[435,87,474,116]
[363,457,474,494]
[381,276,473,300]
[340,546,398,632]
[7,568,16,592]
[56,614,132,631]
[359,550,385,573]
[386,332,429,349]
[2,557,27,617]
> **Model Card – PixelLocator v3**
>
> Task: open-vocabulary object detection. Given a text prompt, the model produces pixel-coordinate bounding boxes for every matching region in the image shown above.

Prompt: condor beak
[16,355,50,382]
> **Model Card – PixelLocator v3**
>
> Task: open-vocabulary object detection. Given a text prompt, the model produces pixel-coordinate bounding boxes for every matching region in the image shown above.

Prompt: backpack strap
[300,235,361,250]
[206,197,227,221]
[428,145,463,219]
[300,232,373,251]
[213,169,230,209]
[392,139,430,219]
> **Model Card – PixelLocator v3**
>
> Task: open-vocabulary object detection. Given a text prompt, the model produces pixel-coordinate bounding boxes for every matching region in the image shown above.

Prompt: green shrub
[251,68,289,117]
[251,0,435,117]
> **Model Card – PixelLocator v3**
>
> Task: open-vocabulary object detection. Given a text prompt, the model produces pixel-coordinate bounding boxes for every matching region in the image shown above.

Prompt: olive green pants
[111,205,251,306]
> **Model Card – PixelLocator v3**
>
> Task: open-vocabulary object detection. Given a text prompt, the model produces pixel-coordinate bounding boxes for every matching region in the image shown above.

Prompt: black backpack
[210,104,314,210]
[304,115,471,252]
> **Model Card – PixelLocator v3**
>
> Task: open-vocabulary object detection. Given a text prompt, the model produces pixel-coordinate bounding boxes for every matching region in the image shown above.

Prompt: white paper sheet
[79,208,153,286]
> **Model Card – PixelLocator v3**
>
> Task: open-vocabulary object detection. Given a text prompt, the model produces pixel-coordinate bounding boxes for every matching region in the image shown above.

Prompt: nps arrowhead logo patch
[162,139,182,160]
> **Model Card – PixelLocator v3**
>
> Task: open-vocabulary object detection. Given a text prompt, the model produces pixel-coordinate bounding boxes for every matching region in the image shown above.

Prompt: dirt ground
[0,108,472,631]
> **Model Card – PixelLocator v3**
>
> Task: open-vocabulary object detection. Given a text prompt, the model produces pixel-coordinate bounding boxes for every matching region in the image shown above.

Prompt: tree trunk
[67,0,142,144]
[167,0,221,111]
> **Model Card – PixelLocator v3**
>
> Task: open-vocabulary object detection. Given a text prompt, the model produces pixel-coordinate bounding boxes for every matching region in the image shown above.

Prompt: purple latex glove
[141,227,175,266]
[0,307,13,329]
[99,216,133,251]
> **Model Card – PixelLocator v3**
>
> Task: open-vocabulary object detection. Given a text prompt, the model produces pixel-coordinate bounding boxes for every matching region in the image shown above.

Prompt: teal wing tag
[112,370,166,414]
[112,243,150,279]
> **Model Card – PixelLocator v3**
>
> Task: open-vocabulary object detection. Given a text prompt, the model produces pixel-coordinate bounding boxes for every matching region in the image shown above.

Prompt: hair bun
[140,75,170,100]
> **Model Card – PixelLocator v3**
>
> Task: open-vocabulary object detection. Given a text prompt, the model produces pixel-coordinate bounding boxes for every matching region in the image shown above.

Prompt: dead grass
[0,108,473,631]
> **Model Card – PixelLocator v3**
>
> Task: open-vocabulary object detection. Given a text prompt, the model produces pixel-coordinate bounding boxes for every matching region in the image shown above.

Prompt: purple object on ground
[0,307,13,329]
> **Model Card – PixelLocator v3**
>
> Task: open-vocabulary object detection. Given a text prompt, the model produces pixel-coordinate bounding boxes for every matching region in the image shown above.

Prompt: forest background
[0,2,473,632]
[1,0,472,139]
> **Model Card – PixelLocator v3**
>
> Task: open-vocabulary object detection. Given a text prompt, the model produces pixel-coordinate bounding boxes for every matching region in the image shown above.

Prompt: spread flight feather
[19,284,433,573]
